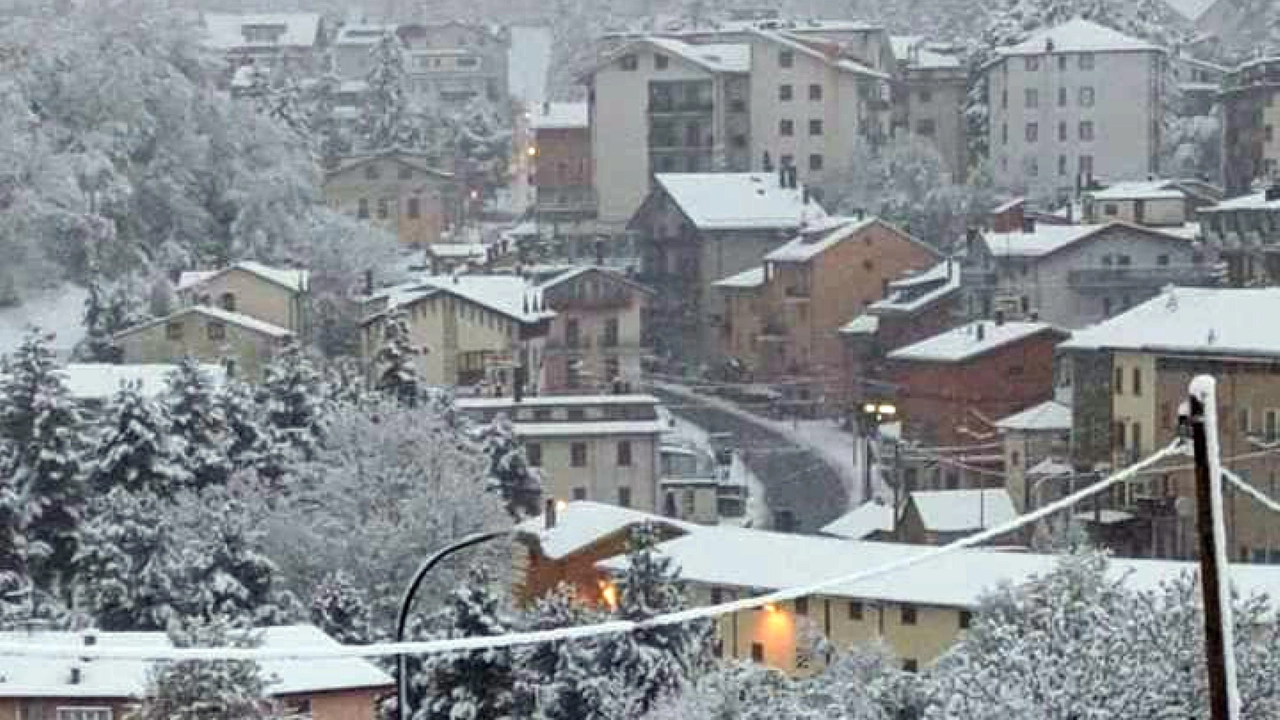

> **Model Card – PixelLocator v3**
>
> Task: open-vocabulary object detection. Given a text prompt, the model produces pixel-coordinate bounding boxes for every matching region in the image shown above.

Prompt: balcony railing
[1066,265,1213,289]
[647,101,714,114]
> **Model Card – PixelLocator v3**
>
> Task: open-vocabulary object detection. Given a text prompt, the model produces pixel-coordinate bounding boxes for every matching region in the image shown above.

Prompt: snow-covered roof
[908,489,1017,533]
[514,501,696,559]
[763,30,888,78]
[995,400,1072,433]
[115,306,293,341]
[533,266,655,296]
[764,217,879,263]
[426,243,487,259]
[177,261,309,295]
[514,420,667,437]
[646,38,751,73]
[889,321,1062,363]
[202,13,321,50]
[867,261,961,315]
[0,624,391,699]
[59,363,226,401]
[983,224,1104,258]
[1028,457,1074,477]
[530,102,589,130]
[1164,0,1219,22]
[1090,180,1187,202]
[335,24,397,46]
[1074,509,1135,525]
[891,36,961,69]
[991,196,1026,214]
[820,500,895,540]
[839,313,880,335]
[713,266,766,290]
[456,394,660,410]
[996,18,1159,57]
[371,275,555,325]
[1059,287,1280,358]
[654,173,826,231]
[1199,190,1280,212]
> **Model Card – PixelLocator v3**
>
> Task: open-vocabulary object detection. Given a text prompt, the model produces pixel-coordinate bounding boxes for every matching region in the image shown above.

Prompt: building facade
[891,37,968,180]
[114,306,292,381]
[201,13,324,85]
[1198,186,1280,286]
[176,262,310,337]
[324,152,457,247]
[1221,57,1280,195]
[984,19,1165,196]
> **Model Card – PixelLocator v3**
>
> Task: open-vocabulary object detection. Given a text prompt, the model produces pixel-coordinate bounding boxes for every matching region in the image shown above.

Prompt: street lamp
[395,530,511,720]
[857,402,898,503]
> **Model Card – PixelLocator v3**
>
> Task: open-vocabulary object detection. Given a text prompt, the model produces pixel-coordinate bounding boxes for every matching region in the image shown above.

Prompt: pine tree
[374,305,422,406]
[260,342,325,462]
[309,569,372,646]
[477,413,543,518]
[418,566,517,720]
[0,328,86,591]
[358,32,416,152]
[165,358,232,489]
[219,378,271,473]
[75,487,177,631]
[600,522,713,714]
[514,584,621,720]
[79,275,123,363]
[88,382,189,497]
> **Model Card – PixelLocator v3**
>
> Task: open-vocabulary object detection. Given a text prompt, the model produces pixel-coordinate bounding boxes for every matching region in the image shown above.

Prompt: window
[1132,421,1143,455]
[1001,89,1008,109]
[779,50,794,68]
[808,153,823,171]
[1269,125,1276,143]
[779,84,793,101]
[959,610,972,629]
[779,119,794,136]
[568,408,586,421]
[654,53,669,70]
[1079,121,1095,141]
[1080,154,1094,177]
[809,119,823,136]
[617,486,631,507]
[809,83,823,101]
[1080,53,1095,70]
[1267,410,1279,441]
[571,442,587,467]
[1027,156,1039,177]
[1132,367,1142,396]
[572,487,587,500]
[402,197,419,220]
[1103,296,1113,316]
[619,54,637,71]
[1157,254,1170,267]
[1025,122,1038,142]
[901,605,917,625]
[1058,121,1067,141]
[357,198,370,219]
[903,658,919,673]
[710,587,723,604]
[377,198,390,220]
[206,321,226,341]
[1114,366,1124,394]
[1079,86,1095,107]
[1103,203,1118,216]
[166,321,183,340]
[1058,87,1068,107]
[603,317,619,347]
[57,709,113,720]
[364,164,380,180]
[1241,408,1252,435]
[849,601,864,620]
[1025,88,1038,108]
[456,56,479,68]
[617,440,632,466]
[1058,154,1067,176]
[915,118,936,136]
[1114,421,1127,451]
[1025,56,1039,71]
[526,443,542,466]
[219,292,236,312]
[1001,122,1008,145]
[751,642,764,662]
[918,89,932,103]
[794,597,809,616]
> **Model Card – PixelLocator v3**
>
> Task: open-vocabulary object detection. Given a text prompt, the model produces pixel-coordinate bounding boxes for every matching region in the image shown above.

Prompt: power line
[0,440,1186,663]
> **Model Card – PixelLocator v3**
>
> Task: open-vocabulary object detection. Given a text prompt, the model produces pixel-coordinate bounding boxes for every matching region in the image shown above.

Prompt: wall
[323,158,452,247]
[899,67,968,180]
[540,271,648,393]
[118,313,281,380]
[1090,196,1187,226]
[280,689,387,720]
[658,480,719,523]
[179,268,304,334]
[0,698,132,720]
[528,432,661,512]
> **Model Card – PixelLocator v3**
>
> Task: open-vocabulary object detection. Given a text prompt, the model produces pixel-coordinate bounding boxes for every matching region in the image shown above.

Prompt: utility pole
[1188,375,1240,720]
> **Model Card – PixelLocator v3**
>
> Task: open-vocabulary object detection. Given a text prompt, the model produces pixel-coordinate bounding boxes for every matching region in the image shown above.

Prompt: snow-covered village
[6,0,1280,717]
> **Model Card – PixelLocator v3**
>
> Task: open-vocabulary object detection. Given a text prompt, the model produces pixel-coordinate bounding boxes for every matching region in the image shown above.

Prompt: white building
[983,18,1166,197]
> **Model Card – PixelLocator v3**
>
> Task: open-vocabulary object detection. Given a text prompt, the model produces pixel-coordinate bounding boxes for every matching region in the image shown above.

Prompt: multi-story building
[529,102,598,254]
[629,170,824,362]
[398,22,510,107]
[1060,286,1280,561]
[176,261,310,337]
[983,18,1166,196]
[711,216,939,402]
[1221,57,1280,194]
[995,399,1072,512]
[961,219,1212,329]
[456,395,665,513]
[891,37,968,180]
[323,150,457,247]
[1081,178,1223,227]
[331,24,397,82]
[528,266,653,393]
[1197,186,1280,285]
[201,13,325,84]
[360,275,553,391]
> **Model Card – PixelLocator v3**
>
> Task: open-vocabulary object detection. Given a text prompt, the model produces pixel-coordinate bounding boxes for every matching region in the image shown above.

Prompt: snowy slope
[0,285,88,357]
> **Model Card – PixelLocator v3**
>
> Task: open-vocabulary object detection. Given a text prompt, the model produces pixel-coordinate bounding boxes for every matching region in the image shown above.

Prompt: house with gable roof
[113,306,293,381]
[176,261,310,337]
[201,13,325,84]
[323,150,458,247]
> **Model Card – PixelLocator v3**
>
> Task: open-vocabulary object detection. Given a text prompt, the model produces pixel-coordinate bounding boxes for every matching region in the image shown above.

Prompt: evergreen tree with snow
[74,487,177,631]
[218,378,270,473]
[374,305,422,406]
[78,274,123,363]
[601,522,713,714]
[309,569,372,646]
[357,32,417,152]
[164,358,232,489]
[260,341,325,462]
[87,382,189,497]
[0,327,86,591]
[514,584,621,720]
[417,566,517,720]
[477,413,543,519]
[132,616,282,720]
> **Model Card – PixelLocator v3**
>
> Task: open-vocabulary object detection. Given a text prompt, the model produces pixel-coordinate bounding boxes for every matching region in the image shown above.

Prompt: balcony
[1066,265,1214,290]
[647,101,714,116]
[783,286,811,301]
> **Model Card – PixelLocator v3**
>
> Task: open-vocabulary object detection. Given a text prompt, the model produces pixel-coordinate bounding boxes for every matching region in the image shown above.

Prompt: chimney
[995,309,1005,326]
[976,322,985,341]
[594,239,605,266]
[544,497,557,529]
[364,268,374,296]
[1021,216,1037,233]
[69,666,81,685]
[1030,309,1040,321]
[1266,184,1280,202]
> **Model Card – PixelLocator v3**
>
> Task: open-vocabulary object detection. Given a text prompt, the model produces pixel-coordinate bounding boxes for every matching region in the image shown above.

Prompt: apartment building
[1060,287,1280,560]
[984,19,1165,196]
[1198,186,1280,285]
[398,22,510,106]
[529,101,597,256]
[961,220,1211,329]
[455,395,665,513]
[712,216,939,402]
[529,266,653,393]
[1221,57,1280,195]
[630,170,824,363]
[323,151,457,247]
[201,13,324,84]
[360,275,553,391]
[891,37,968,180]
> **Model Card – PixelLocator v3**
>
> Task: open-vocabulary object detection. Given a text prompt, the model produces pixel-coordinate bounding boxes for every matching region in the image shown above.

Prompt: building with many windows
[201,13,325,85]
[1197,186,1280,285]
[1221,57,1280,195]
[983,18,1166,196]
[323,151,458,247]
[891,36,968,180]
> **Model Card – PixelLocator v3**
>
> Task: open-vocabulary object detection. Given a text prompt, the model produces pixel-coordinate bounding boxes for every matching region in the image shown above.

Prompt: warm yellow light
[599,581,619,610]
[877,404,897,416]
[555,499,568,512]
[862,403,877,414]
[763,603,779,614]
[527,145,538,157]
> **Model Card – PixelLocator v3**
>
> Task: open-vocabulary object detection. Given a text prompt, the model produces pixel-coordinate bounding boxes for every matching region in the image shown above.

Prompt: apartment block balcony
[1066,265,1213,290]
[647,100,715,116]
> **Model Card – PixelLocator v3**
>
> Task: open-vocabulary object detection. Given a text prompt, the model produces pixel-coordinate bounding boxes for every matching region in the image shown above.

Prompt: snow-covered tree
[475,413,543,518]
[373,305,423,406]
[260,341,325,462]
[309,569,372,646]
[357,33,417,152]
[165,359,232,490]
[514,584,622,720]
[218,378,272,474]
[74,487,176,631]
[416,566,517,720]
[87,382,189,497]
[77,273,136,363]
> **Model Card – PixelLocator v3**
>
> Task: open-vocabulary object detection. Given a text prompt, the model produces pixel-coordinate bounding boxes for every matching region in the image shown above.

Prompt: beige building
[177,261,309,336]
[456,395,665,512]
[890,37,968,180]
[0,625,391,720]
[1221,57,1280,195]
[324,151,457,247]
[360,275,553,391]
[995,399,1072,512]
[984,18,1166,197]
[1082,179,1223,227]
[114,306,292,381]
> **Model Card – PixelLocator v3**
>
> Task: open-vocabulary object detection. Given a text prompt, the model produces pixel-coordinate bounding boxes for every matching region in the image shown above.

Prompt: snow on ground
[508,25,553,104]
[0,285,87,357]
